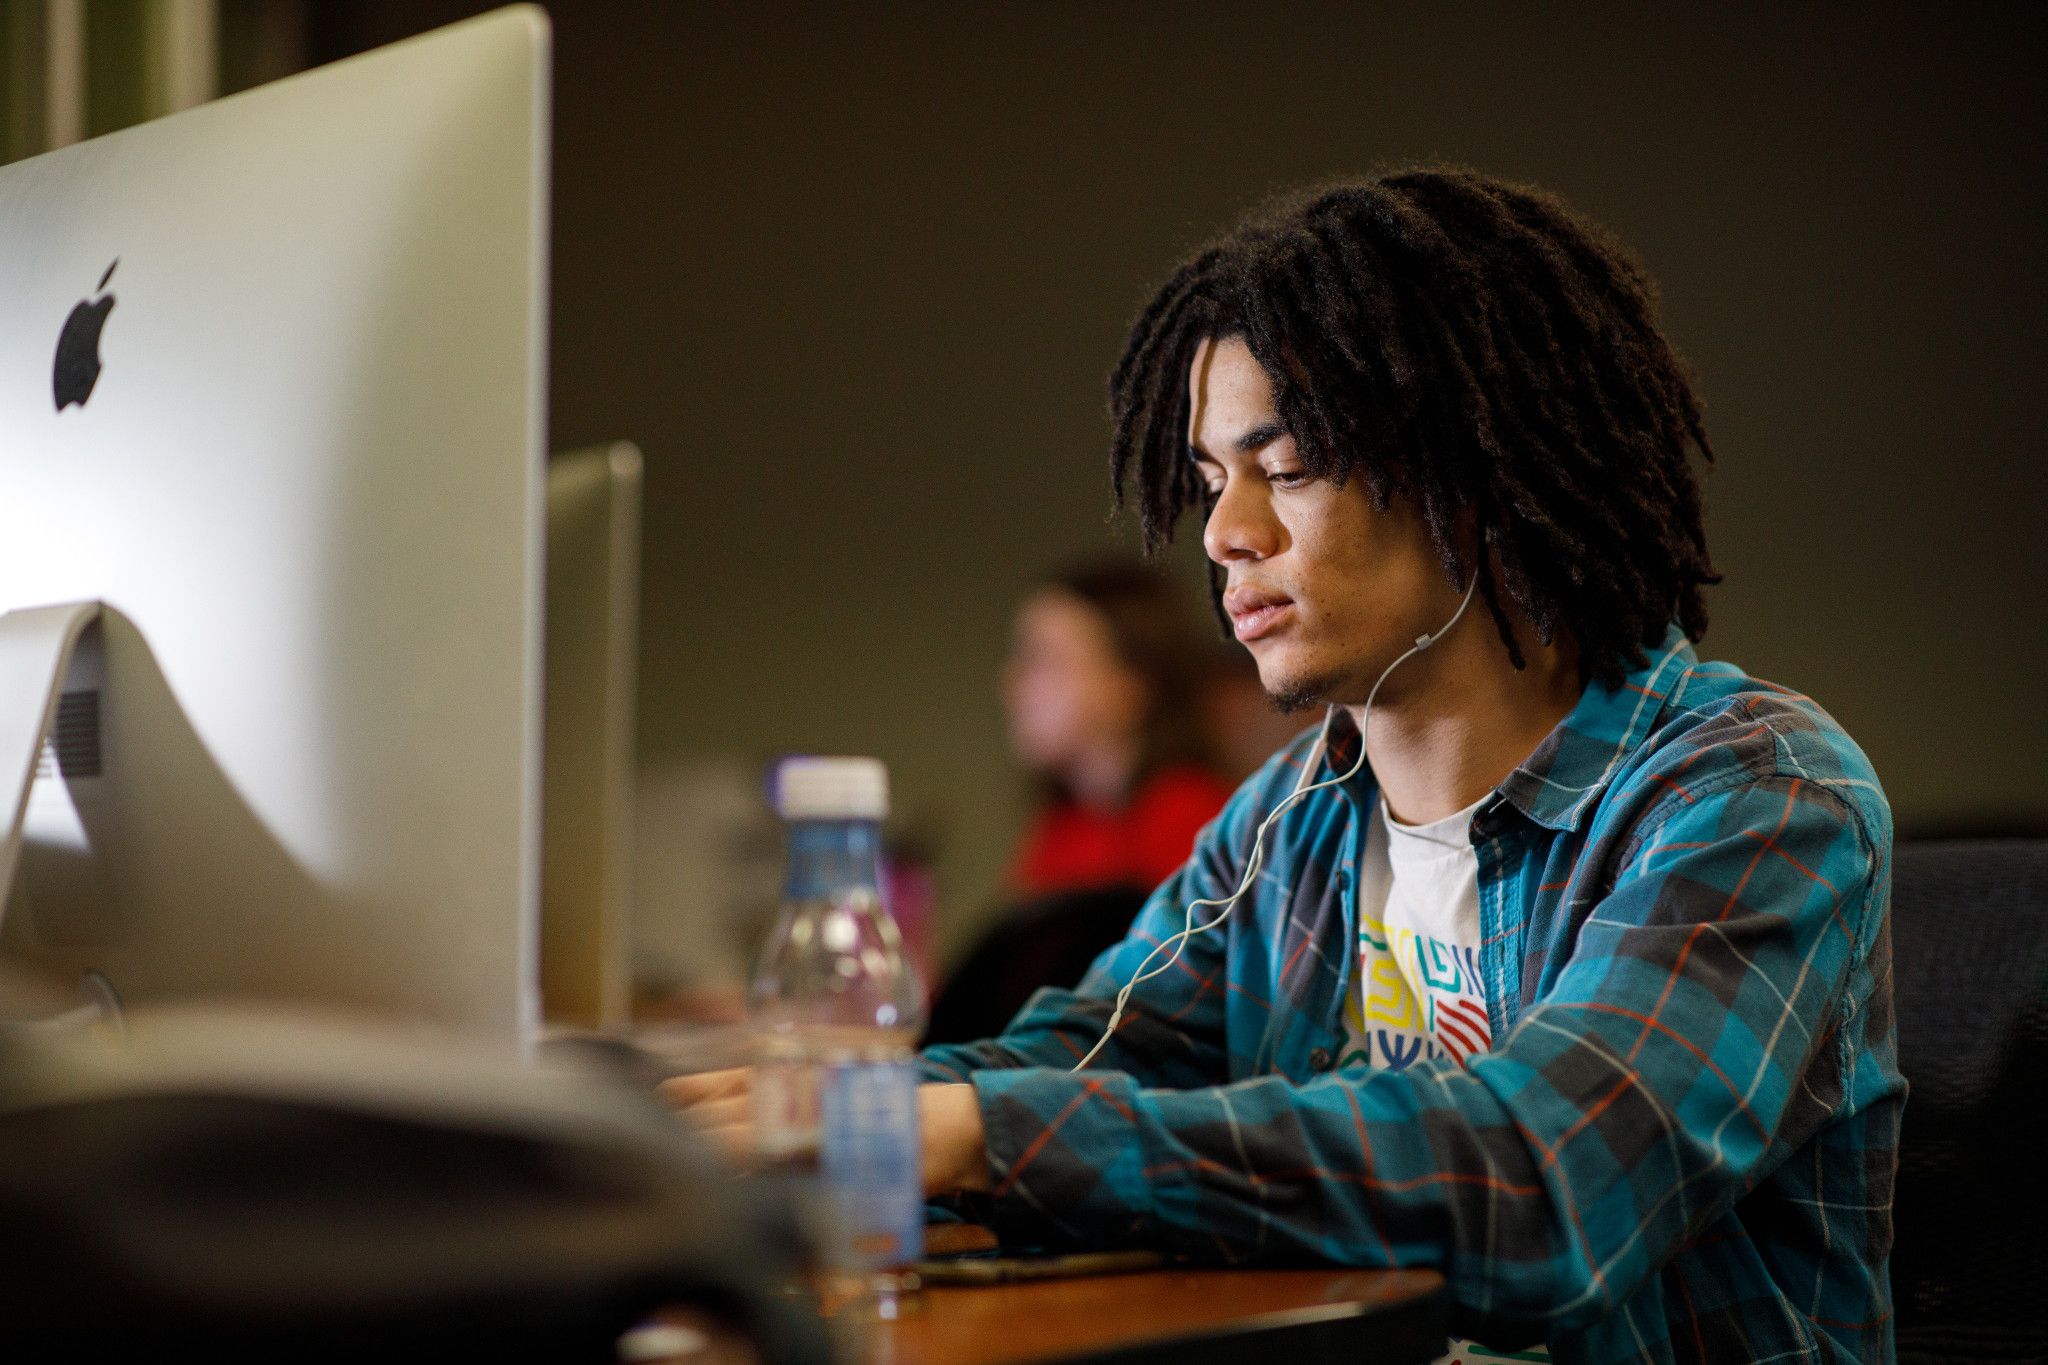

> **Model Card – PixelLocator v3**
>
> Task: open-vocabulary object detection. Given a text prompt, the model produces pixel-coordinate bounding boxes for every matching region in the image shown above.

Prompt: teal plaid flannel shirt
[923,626,1900,1363]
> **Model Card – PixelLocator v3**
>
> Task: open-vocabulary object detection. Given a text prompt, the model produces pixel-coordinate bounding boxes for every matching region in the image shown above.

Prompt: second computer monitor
[542,443,643,1032]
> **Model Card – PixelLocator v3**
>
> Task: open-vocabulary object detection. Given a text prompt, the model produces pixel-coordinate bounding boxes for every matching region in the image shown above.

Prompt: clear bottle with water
[750,756,926,1288]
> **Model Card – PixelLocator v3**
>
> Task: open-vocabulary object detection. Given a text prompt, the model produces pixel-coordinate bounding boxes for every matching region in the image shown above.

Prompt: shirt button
[1309,1047,1335,1072]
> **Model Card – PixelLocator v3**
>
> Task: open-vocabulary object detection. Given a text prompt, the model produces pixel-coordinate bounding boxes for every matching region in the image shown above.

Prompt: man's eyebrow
[1186,422,1288,462]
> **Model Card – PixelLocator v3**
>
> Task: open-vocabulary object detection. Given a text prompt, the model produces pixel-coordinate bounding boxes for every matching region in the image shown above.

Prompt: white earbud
[1069,574,1480,1072]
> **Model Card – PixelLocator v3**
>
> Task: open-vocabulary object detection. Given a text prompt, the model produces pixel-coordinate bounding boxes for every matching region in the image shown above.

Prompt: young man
[677,168,1899,1363]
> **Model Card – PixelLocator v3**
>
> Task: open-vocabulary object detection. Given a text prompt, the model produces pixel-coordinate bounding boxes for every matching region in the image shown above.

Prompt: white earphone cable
[1069,575,1480,1071]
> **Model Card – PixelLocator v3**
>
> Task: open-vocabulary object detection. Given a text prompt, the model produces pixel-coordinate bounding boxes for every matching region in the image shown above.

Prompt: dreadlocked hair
[1107,166,1721,689]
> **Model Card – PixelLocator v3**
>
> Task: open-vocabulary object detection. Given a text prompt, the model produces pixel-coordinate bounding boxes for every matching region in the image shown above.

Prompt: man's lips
[1224,585,1296,643]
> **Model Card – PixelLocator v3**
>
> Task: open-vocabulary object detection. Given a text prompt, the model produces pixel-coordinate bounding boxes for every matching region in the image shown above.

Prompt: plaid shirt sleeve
[925,769,1883,1342]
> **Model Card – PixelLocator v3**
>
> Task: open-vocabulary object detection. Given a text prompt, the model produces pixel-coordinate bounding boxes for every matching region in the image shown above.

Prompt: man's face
[1188,335,1458,712]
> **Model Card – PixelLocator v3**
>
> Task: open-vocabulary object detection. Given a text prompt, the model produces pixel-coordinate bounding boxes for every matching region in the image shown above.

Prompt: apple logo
[53,259,118,412]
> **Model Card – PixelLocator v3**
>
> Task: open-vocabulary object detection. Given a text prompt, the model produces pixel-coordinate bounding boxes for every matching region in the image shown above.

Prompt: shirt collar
[1496,623,1695,832]
[1313,623,1697,834]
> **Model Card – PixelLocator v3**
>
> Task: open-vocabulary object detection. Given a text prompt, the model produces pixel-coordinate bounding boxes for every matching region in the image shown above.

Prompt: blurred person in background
[923,560,1232,1042]
[1200,638,1317,785]
[1002,560,1234,900]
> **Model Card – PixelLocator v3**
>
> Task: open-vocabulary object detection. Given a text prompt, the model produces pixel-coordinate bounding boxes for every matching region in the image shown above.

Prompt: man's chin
[1263,670,1347,716]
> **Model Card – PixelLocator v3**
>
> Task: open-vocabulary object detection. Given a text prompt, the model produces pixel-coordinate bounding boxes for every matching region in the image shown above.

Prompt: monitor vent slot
[36,690,102,780]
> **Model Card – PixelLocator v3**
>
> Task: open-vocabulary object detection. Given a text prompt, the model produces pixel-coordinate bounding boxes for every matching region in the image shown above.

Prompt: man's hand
[920,1081,990,1196]
[660,1067,990,1196]
[660,1066,753,1166]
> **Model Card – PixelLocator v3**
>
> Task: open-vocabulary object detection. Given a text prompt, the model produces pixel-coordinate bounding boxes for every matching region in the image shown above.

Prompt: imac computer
[0,7,553,1042]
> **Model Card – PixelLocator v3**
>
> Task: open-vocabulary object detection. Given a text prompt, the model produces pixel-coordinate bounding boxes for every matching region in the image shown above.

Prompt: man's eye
[1268,468,1313,489]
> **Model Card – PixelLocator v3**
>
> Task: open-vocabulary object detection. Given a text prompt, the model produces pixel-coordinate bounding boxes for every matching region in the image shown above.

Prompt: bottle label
[820,1058,923,1271]
[751,1057,822,1172]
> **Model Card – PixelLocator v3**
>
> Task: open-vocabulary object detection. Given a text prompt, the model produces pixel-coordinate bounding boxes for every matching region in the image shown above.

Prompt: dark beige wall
[305,3,2047,959]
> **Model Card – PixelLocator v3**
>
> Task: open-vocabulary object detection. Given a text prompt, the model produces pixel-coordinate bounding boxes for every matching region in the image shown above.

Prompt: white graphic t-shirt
[1341,795,1552,1365]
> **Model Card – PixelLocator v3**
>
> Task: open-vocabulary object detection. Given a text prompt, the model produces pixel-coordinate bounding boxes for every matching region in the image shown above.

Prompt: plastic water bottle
[750,756,926,1290]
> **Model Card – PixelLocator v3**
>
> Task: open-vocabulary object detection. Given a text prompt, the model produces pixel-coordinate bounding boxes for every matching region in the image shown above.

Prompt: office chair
[1887,837,2048,1362]
[923,885,1150,1047]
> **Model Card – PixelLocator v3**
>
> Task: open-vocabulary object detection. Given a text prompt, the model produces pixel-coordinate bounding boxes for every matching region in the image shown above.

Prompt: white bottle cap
[773,756,889,821]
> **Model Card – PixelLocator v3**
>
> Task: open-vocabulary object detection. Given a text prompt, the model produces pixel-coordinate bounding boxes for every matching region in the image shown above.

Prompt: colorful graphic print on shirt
[1339,914,1493,1071]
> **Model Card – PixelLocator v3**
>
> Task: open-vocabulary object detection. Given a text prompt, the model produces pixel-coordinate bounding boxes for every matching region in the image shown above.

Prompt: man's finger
[658,1066,752,1110]
[698,1120,753,1168]
[682,1094,752,1134]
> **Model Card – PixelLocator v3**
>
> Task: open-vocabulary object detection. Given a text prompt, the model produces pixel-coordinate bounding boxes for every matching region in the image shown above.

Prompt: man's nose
[1203,480,1281,565]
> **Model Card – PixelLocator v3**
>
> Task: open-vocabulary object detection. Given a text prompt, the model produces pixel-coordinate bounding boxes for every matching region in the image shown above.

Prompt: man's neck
[1347,625,1583,826]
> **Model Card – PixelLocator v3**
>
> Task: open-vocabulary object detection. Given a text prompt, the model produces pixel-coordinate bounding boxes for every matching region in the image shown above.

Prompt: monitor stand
[0,601,104,935]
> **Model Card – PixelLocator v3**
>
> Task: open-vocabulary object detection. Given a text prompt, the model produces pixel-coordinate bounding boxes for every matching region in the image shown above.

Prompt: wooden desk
[630,1263,1444,1364]
[855,1265,1446,1365]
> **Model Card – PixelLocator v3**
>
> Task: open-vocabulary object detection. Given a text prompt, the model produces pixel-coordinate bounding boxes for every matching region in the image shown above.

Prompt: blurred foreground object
[0,1004,828,1363]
